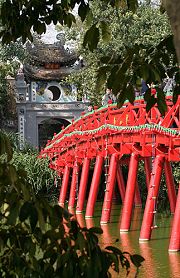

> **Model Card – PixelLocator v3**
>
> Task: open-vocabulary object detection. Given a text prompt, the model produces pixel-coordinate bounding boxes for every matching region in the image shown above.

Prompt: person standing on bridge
[140,79,149,96]
[102,88,116,106]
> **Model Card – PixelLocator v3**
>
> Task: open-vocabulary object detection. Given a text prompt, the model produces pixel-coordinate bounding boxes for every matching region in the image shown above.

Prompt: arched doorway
[38,118,70,149]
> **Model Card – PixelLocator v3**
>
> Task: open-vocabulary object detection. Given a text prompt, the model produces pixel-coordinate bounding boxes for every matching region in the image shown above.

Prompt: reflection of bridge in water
[40,96,180,252]
[68,208,179,278]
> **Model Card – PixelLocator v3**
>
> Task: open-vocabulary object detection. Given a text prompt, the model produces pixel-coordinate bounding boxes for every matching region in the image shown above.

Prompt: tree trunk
[163,0,180,64]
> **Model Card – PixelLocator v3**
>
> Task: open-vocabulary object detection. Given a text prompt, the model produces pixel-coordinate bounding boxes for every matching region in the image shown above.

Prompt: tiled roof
[24,64,75,81]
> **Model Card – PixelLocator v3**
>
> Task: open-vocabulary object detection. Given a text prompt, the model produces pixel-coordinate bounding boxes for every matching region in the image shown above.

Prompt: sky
[41,24,58,44]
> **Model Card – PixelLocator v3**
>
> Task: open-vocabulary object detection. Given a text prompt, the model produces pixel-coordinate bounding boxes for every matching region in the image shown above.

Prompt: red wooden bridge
[39,96,180,252]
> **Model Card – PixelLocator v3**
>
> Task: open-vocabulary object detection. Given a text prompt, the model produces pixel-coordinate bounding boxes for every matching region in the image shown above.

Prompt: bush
[1,131,59,200]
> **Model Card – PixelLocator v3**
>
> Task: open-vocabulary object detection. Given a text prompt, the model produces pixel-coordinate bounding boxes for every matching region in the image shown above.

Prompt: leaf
[83,24,100,51]
[144,89,157,112]
[105,246,123,256]
[62,207,73,220]
[19,201,32,222]
[44,248,57,260]
[130,254,145,268]
[25,238,36,256]
[117,91,127,108]
[56,251,71,268]
[140,64,150,81]
[34,227,43,242]
[4,134,13,162]
[77,231,86,251]
[35,21,46,35]
[173,86,180,104]
[19,201,38,231]
[173,72,180,103]
[144,88,152,102]
[64,13,76,28]
[107,65,120,93]
[78,1,89,22]
[149,64,161,82]
[50,205,63,228]
[29,206,38,231]
[100,21,111,42]
[89,227,103,234]
[20,182,31,201]
[96,66,108,92]
[8,165,17,184]
[126,83,135,104]
[127,0,138,12]
[156,88,167,116]
[146,97,157,112]
[70,220,79,238]
[2,32,12,45]
[161,53,170,67]
[44,16,52,25]
[7,202,19,225]
[109,253,119,273]
[85,9,93,26]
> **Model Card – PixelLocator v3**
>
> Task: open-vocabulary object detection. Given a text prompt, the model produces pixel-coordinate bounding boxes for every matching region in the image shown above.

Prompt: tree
[162,0,180,63]
[0,0,179,61]
[0,41,26,128]
[0,0,179,111]
[59,3,173,106]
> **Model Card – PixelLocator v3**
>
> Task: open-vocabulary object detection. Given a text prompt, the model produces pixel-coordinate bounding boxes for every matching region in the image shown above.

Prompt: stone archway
[38,118,70,149]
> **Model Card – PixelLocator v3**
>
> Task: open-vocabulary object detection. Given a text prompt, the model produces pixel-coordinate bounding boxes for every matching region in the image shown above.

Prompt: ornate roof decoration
[24,33,79,81]
[26,33,78,66]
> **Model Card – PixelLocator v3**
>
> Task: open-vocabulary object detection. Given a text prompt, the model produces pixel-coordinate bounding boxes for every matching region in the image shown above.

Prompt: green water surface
[76,202,180,278]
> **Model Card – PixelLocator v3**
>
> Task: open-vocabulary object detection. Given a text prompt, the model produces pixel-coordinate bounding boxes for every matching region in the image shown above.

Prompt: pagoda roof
[24,63,75,81]
[26,42,78,66]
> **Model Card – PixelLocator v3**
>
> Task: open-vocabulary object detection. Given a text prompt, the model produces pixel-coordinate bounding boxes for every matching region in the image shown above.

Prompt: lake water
[75,202,180,278]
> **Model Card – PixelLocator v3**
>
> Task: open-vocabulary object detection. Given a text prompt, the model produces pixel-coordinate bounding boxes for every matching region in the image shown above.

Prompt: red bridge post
[116,165,126,203]
[144,157,151,189]
[58,165,71,207]
[101,153,119,224]
[120,153,139,232]
[164,160,177,214]
[169,183,180,252]
[85,155,104,218]
[139,155,164,241]
[134,180,142,207]
[76,157,91,214]
[68,162,79,209]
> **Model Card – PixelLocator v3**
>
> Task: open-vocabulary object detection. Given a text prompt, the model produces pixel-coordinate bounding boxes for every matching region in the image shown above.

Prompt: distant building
[16,34,88,149]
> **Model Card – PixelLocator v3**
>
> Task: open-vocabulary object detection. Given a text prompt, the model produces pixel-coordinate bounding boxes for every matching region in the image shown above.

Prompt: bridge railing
[43,96,179,152]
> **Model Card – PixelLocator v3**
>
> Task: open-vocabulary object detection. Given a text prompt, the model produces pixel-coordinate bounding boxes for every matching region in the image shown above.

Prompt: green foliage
[0,0,85,44]
[0,0,179,111]
[0,0,139,44]
[172,162,180,185]
[59,3,177,111]
[83,23,100,51]
[2,131,58,197]
[0,41,26,128]
[12,151,58,196]
[0,131,144,277]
